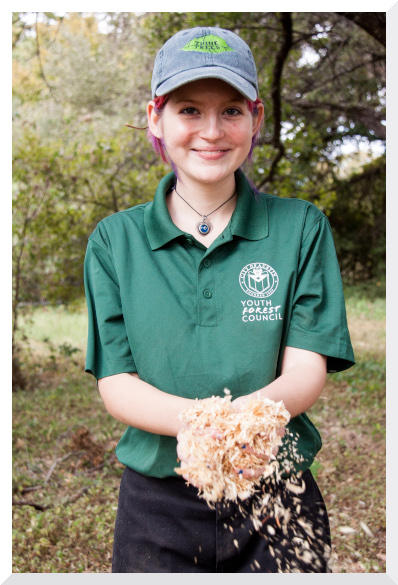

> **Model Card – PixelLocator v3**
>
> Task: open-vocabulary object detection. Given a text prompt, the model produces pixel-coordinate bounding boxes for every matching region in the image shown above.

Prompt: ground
[12,284,386,573]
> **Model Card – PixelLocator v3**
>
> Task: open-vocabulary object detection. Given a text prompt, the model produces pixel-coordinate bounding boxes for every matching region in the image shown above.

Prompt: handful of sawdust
[175,392,290,503]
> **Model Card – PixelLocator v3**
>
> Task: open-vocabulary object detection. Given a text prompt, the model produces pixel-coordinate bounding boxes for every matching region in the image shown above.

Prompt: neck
[166,171,238,245]
[173,172,237,216]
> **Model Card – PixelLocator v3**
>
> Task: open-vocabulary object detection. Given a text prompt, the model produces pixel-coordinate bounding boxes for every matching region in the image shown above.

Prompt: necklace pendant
[196,217,212,236]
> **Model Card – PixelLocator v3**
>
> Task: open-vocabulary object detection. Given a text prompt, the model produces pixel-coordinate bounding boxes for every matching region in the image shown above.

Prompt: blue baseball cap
[151,27,259,101]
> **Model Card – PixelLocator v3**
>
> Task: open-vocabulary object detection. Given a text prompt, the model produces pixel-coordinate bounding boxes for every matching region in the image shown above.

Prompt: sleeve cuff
[85,357,137,380]
[285,330,355,373]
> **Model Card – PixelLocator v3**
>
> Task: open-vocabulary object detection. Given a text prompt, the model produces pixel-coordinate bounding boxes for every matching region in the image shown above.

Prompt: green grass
[19,301,88,353]
[13,368,126,573]
[12,283,386,573]
[343,277,386,320]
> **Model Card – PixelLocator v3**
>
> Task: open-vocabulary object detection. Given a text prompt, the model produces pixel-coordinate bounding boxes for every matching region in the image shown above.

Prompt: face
[147,79,263,188]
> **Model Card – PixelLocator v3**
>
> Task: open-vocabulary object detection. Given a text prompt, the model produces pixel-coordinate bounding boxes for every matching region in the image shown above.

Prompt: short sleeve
[84,232,137,379]
[285,215,355,373]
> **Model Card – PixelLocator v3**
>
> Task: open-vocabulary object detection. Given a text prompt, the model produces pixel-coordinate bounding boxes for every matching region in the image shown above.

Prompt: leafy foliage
[12,12,385,333]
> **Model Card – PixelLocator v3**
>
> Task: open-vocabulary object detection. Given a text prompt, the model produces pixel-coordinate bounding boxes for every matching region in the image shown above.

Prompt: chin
[186,165,239,185]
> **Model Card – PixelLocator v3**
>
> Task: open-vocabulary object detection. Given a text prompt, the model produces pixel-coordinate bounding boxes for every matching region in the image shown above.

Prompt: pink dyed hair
[147,94,263,166]
[147,95,170,163]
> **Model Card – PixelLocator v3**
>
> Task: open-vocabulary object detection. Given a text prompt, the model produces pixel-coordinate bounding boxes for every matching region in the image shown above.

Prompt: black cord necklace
[174,185,236,236]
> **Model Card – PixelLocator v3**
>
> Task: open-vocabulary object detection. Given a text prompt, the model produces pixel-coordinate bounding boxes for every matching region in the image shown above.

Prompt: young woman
[84,26,355,573]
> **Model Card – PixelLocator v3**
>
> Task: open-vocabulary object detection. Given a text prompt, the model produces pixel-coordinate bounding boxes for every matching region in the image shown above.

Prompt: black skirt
[112,466,332,573]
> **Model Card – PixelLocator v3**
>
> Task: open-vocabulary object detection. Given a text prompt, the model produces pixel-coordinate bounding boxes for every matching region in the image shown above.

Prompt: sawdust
[175,393,290,503]
[175,392,332,572]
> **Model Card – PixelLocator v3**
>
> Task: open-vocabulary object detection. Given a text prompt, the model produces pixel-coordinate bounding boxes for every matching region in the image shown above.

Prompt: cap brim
[154,66,257,101]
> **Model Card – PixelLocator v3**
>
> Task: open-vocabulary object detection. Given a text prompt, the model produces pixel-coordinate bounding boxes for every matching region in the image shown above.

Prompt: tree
[142,12,385,277]
[12,11,385,323]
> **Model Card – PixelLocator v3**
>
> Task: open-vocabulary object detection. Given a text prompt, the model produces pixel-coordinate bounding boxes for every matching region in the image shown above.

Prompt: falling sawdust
[175,391,332,573]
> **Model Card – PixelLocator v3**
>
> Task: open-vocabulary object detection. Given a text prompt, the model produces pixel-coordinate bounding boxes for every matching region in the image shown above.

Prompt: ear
[252,102,264,136]
[147,101,163,139]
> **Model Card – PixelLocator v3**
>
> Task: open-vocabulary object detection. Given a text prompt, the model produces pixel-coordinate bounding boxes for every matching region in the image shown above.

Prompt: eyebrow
[173,96,246,105]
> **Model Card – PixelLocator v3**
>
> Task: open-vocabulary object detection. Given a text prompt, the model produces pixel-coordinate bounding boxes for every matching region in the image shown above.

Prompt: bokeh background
[12,12,385,573]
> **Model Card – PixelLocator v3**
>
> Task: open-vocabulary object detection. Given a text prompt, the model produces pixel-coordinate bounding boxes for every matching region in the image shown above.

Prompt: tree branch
[12,21,27,49]
[296,54,385,98]
[45,451,86,484]
[257,12,293,189]
[270,13,293,147]
[291,101,386,140]
[336,12,386,46]
[12,498,47,511]
[35,12,53,93]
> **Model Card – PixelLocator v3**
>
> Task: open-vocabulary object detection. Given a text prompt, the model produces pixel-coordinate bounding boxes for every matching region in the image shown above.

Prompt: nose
[199,114,225,141]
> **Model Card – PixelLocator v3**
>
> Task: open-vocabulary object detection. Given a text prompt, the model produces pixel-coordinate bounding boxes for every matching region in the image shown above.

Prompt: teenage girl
[84,26,354,573]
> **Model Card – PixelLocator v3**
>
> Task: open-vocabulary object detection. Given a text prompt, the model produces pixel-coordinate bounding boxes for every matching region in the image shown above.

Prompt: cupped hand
[230,391,286,480]
[232,426,285,479]
[176,424,222,487]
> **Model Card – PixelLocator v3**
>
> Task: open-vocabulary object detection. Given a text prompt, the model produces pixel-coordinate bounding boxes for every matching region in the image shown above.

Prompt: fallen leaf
[359,521,374,538]
[339,526,357,535]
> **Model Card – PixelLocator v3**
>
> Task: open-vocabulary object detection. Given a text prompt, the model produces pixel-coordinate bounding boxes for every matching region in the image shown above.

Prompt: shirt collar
[144,170,268,251]
[230,169,269,241]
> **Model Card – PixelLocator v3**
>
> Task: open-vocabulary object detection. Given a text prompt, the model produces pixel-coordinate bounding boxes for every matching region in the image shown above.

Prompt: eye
[224,108,242,116]
[180,107,199,115]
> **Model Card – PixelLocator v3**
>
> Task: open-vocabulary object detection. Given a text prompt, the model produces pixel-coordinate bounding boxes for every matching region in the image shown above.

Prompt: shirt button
[203,259,211,268]
[203,289,212,299]
[186,238,193,245]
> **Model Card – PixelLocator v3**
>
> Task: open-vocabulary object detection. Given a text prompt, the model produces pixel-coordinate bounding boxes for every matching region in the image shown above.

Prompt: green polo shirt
[84,170,355,478]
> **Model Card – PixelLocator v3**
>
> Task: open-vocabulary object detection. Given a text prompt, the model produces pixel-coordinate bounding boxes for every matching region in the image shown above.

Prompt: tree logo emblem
[181,35,234,54]
[239,263,279,298]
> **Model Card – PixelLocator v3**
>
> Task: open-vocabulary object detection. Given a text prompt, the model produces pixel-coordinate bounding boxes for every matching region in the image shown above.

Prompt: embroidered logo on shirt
[181,35,234,54]
[239,263,279,298]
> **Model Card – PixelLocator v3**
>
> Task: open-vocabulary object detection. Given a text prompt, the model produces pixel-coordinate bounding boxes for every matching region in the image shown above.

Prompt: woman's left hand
[231,393,285,480]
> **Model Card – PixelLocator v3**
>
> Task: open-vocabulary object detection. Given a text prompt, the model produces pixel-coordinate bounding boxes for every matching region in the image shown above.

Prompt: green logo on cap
[181,34,234,54]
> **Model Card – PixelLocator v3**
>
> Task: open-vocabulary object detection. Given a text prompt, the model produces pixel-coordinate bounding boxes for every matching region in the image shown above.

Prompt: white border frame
[7,3,395,582]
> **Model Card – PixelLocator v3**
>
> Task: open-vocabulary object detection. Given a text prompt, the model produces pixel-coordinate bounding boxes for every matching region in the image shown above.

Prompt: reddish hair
[147,94,263,166]
[246,97,263,163]
[147,95,170,163]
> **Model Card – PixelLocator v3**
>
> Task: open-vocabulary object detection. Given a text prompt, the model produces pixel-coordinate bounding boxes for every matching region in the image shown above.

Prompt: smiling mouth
[192,149,230,153]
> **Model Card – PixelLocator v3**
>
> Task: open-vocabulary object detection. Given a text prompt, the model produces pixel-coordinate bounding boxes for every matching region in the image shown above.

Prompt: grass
[12,282,386,573]
[19,300,88,355]
[307,279,386,573]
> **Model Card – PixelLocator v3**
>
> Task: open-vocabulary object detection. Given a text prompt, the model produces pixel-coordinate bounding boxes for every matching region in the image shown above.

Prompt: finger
[240,443,255,454]
[234,467,265,480]
[239,444,274,461]
[253,452,271,461]
[276,427,286,437]
[176,443,189,461]
[196,428,223,440]
[230,397,249,412]
[180,462,195,484]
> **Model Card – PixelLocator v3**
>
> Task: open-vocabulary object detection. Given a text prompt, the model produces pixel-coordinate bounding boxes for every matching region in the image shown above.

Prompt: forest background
[12,12,386,573]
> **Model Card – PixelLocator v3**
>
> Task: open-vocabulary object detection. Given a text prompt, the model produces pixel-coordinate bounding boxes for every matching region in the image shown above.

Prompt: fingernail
[241,444,246,449]
[238,470,243,474]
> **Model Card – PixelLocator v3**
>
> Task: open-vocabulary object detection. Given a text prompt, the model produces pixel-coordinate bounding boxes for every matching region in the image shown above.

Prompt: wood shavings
[174,393,290,503]
[285,478,306,494]
[175,393,333,573]
[359,521,374,538]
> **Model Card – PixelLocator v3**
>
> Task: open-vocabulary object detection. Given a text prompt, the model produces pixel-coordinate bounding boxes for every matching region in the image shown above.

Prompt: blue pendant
[196,218,212,236]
